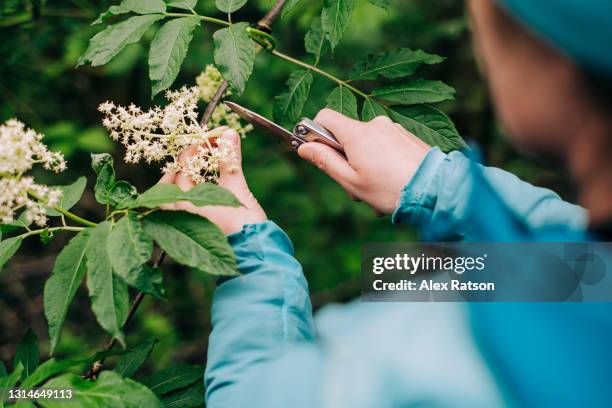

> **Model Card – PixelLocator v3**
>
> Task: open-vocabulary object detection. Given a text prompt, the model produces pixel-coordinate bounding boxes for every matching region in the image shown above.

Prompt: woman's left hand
[159,128,267,235]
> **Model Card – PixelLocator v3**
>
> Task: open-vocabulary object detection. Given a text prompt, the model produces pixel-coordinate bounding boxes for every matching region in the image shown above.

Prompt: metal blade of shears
[225,101,305,148]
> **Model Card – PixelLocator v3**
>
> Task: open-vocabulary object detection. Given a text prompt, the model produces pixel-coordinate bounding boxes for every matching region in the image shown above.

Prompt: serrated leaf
[44,230,91,355]
[114,339,158,378]
[47,177,87,217]
[321,0,354,49]
[107,213,165,299]
[13,329,39,380]
[91,153,116,204]
[149,16,200,98]
[215,0,247,13]
[366,0,390,8]
[91,154,138,207]
[282,0,302,17]
[130,183,241,209]
[349,48,443,81]
[160,381,204,408]
[326,86,358,119]
[360,98,387,121]
[388,105,466,152]
[39,371,163,408]
[93,0,167,25]
[79,14,164,67]
[165,0,197,10]
[213,22,255,95]
[0,362,23,404]
[0,236,22,273]
[86,222,129,347]
[143,211,237,276]
[305,17,329,63]
[21,358,86,389]
[142,365,204,396]
[273,70,314,129]
[111,180,139,208]
[107,213,153,272]
[371,79,455,105]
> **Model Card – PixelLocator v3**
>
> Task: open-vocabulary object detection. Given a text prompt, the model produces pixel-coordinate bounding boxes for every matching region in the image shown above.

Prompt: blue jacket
[204,148,611,407]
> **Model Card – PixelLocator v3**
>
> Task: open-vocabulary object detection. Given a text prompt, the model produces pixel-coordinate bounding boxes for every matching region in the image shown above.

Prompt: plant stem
[20,226,85,239]
[165,12,230,27]
[51,206,97,227]
[270,50,371,100]
[84,0,290,380]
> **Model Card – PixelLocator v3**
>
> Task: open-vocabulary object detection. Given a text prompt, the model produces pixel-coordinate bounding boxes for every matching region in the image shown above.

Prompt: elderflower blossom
[99,86,238,183]
[196,65,254,138]
[0,119,66,226]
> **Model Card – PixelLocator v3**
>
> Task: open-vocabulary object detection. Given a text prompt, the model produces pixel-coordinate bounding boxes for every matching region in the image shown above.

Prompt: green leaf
[114,339,158,378]
[111,180,139,208]
[91,154,138,207]
[91,153,116,205]
[160,381,205,408]
[107,213,165,299]
[273,70,314,129]
[0,237,22,273]
[0,362,6,378]
[44,230,91,355]
[326,86,358,119]
[93,0,167,25]
[282,0,302,17]
[215,0,247,13]
[360,98,387,121]
[131,183,241,209]
[349,48,443,81]
[371,79,455,105]
[143,211,238,276]
[86,222,129,347]
[365,0,390,8]
[142,365,204,396]
[21,358,86,389]
[321,0,354,49]
[0,362,23,404]
[39,371,163,408]
[304,17,329,63]
[149,16,200,98]
[213,22,256,95]
[79,14,164,67]
[47,177,87,217]
[388,105,466,152]
[165,0,197,10]
[13,329,39,380]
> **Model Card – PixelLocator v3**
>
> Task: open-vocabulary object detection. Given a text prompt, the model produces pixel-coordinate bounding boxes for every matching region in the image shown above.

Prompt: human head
[467,0,612,156]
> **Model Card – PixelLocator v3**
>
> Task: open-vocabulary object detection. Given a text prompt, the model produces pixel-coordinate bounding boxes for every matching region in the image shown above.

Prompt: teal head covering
[497,0,612,78]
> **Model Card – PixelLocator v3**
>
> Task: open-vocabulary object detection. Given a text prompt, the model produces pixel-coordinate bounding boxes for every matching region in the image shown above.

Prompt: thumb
[298,142,357,191]
[217,129,249,194]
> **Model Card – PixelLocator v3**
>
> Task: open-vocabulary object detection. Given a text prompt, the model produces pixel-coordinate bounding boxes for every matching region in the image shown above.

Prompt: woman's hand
[160,128,267,235]
[297,109,432,214]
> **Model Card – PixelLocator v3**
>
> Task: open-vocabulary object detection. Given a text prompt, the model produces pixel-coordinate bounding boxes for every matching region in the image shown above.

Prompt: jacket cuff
[391,147,447,225]
[227,221,295,276]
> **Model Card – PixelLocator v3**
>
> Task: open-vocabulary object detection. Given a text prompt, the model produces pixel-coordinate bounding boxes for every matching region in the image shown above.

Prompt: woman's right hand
[297,109,432,215]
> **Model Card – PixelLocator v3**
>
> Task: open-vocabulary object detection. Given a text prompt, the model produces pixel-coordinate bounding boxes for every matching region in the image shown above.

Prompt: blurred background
[0,0,576,373]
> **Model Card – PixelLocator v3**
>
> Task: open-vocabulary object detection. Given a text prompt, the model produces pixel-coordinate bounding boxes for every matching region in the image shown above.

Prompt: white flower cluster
[99,86,238,183]
[196,65,254,138]
[0,119,66,226]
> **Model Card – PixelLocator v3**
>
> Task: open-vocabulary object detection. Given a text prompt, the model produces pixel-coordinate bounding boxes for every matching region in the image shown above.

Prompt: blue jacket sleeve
[204,221,317,407]
[392,148,587,240]
[204,222,504,408]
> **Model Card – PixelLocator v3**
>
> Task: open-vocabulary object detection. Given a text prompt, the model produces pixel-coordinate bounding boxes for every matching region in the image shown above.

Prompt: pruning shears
[225,101,345,156]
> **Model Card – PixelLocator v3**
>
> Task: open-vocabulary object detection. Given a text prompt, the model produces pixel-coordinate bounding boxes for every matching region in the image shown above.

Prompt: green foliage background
[0,0,575,379]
